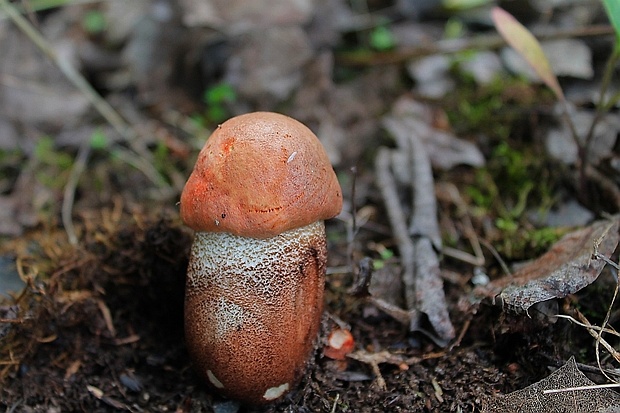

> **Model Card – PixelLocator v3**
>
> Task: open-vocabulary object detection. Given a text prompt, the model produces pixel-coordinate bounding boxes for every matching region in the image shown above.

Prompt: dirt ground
[1,0,620,412]
[1,210,600,412]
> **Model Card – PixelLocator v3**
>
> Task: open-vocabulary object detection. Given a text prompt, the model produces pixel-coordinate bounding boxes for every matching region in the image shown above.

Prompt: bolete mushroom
[180,112,342,405]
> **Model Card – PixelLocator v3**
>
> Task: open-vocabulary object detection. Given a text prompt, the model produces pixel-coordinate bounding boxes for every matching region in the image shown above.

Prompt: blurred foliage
[372,246,394,270]
[369,24,396,51]
[466,141,562,259]
[602,0,620,46]
[82,9,106,35]
[89,127,108,150]
[34,136,73,189]
[446,63,542,136]
[202,82,237,125]
[0,149,22,194]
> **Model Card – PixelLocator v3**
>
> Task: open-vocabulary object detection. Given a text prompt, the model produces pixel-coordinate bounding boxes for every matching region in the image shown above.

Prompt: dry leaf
[482,357,620,412]
[476,216,619,313]
[492,7,564,101]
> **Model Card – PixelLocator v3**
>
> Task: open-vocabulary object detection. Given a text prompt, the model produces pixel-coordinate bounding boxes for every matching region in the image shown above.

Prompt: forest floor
[1,0,619,412]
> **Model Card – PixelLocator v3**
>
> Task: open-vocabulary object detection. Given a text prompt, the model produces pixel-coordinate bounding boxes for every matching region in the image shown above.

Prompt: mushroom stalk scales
[185,221,326,403]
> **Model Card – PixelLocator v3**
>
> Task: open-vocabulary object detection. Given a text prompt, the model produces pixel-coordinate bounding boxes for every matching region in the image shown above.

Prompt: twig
[575,310,620,381]
[0,0,104,20]
[583,48,620,158]
[375,143,454,341]
[347,350,388,391]
[543,382,620,394]
[348,256,373,297]
[583,165,620,210]
[379,112,455,341]
[555,315,620,337]
[62,140,91,245]
[337,24,615,66]
[375,148,419,325]
[330,393,340,413]
[437,182,485,267]
[478,238,512,277]
[401,120,442,250]
[347,166,358,275]
[0,318,25,324]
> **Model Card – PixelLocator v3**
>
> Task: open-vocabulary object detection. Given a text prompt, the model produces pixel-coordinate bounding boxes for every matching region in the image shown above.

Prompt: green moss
[34,136,73,189]
[466,141,562,260]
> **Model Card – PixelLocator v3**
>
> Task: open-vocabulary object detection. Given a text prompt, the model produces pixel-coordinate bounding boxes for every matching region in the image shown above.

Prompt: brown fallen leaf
[475,215,619,314]
[482,357,620,412]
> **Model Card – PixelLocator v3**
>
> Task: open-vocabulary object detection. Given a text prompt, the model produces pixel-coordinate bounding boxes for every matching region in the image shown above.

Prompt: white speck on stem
[207,370,225,389]
[263,383,289,400]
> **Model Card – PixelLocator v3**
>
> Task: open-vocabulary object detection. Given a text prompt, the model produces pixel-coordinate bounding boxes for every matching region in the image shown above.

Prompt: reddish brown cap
[180,112,343,238]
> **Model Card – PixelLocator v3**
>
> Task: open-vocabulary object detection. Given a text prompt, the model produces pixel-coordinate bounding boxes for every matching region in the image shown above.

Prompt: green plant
[466,141,560,259]
[203,82,236,124]
[34,136,74,188]
[82,9,106,35]
[492,6,620,197]
[372,247,394,270]
[89,127,108,150]
[369,24,395,51]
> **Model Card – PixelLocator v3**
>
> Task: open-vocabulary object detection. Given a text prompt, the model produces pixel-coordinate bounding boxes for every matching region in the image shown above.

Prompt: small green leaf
[379,248,394,260]
[444,18,465,39]
[82,10,106,34]
[443,0,491,11]
[491,7,564,101]
[204,83,236,105]
[90,128,108,150]
[370,26,396,51]
[34,136,54,161]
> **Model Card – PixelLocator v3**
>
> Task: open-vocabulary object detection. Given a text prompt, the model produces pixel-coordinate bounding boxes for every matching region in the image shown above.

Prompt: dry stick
[0,0,102,20]
[337,24,615,66]
[584,165,620,210]
[381,116,454,340]
[0,318,24,324]
[576,310,620,380]
[347,166,359,275]
[593,236,620,381]
[62,141,91,245]
[583,48,620,155]
[437,182,485,267]
[375,148,419,327]
[555,315,620,337]
[403,132,454,340]
[407,127,441,248]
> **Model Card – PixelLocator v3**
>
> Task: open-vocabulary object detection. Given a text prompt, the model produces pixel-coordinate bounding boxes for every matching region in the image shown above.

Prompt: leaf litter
[474,215,619,314]
[482,357,620,412]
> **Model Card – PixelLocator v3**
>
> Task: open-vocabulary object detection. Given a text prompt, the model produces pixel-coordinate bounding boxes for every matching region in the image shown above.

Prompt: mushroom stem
[184,220,327,404]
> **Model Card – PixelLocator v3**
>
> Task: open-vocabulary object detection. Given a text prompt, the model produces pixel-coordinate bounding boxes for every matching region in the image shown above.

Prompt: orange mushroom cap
[180,112,343,238]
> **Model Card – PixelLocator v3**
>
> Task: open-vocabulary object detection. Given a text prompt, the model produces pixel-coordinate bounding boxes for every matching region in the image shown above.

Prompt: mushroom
[180,112,343,405]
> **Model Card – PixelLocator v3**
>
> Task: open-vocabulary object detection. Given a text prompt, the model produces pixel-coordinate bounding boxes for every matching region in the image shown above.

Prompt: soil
[2,208,615,412]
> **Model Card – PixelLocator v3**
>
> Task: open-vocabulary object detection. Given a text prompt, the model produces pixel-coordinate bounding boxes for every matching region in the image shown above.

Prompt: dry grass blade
[0,0,167,190]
